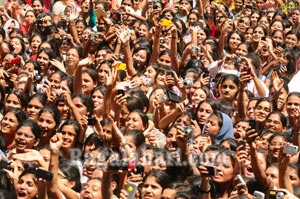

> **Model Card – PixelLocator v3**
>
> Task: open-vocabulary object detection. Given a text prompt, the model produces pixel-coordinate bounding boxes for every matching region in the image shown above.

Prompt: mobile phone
[147,2,153,8]
[283,145,298,155]
[241,66,251,76]
[249,119,257,131]
[160,19,172,26]
[261,36,266,41]
[116,63,127,71]
[245,4,253,9]
[0,160,10,170]
[269,190,285,199]
[237,174,246,184]
[117,89,125,96]
[126,182,138,199]
[87,116,96,126]
[253,191,265,199]
[171,141,178,148]
[113,13,122,24]
[205,165,216,176]
[11,57,21,65]
[36,169,53,181]
[191,46,201,53]
[238,140,246,151]
[203,71,209,78]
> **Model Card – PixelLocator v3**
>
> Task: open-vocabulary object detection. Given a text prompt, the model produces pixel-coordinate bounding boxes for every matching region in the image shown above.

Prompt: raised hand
[271,71,284,93]
[116,28,131,44]
[49,133,63,152]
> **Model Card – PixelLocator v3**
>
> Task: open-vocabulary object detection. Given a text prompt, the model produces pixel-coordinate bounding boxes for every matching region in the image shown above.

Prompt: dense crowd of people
[0,0,300,198]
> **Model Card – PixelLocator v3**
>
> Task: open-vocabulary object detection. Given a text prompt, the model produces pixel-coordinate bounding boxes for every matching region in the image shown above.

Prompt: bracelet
[199,187,211,193]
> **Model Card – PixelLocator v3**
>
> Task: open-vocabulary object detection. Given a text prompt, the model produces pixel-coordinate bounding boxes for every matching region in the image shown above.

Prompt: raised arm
[149,25,161,64]
[116,28,135,76]
[48,134,63,199]
[246,129,273,190]
[278,147,294,193]
[170,25,179,72]
[73,56,94,94]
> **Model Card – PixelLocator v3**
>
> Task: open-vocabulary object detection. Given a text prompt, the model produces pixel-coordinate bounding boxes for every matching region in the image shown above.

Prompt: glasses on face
[16,131,34,139]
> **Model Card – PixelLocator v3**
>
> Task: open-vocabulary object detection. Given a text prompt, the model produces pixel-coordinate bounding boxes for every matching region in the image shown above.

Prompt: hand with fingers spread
[272,71,284,93]
[190,26,201,34]
[50,59,66,73]
[0,68,8,79]
[106,66,117,86]
[108,115,125,143]
[77,56,95,68]
[116,28,131,44]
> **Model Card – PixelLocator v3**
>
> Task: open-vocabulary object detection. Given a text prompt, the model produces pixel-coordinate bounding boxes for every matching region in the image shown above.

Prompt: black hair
[61,76,74,93]
[128,89,149,113]
[255,97,276,112]
[226,30,245,53]
[18,119,41,140]
[124,129,145,149]
[0,188,16,199]
[266,111,287,128]
[128,109,149,129]
[0,28,5,39]
[272,10,288,21]
[82,68,99,84]
[245,52,261,72]
[144,170,170,190]
[84,133,103,149]
[59,159,81,192]
[4,108,27,127]
[5,89,28,111]
[28,93,47,107]
[59,119,81,145]
[126,96,144,112]
[38,105,61,128]
[71,93,94,115]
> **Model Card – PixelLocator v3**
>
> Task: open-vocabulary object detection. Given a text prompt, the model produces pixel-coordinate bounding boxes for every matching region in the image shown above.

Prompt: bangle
[199,187,211,193]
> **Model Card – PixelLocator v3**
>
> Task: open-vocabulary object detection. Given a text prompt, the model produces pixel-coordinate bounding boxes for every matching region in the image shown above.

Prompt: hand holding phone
[238,140,246,151]
[283,145,298,155]
[205,165,216,176]
[253,191,265,199]
[126,182,138,199]
[36,169,53,181]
